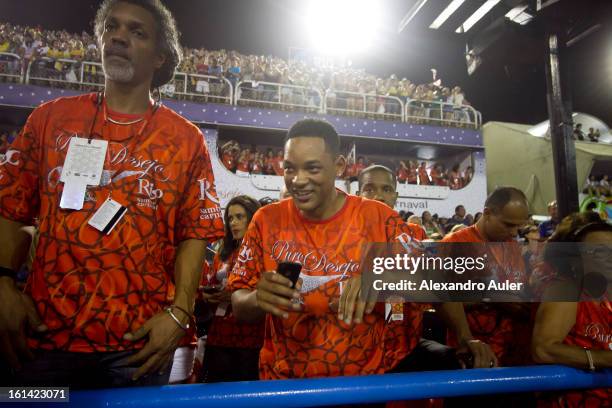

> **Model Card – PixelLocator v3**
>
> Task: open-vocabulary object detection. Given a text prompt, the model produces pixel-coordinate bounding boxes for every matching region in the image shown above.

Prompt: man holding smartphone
[230,119,496,380]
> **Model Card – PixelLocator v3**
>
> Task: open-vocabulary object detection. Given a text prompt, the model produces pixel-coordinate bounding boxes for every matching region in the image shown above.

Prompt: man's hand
[254,271,302,319]
[0,278,47,370]
[123,309,187,380]
[456,337,498,369]
[336,275,377,325]
[201,289,232,305]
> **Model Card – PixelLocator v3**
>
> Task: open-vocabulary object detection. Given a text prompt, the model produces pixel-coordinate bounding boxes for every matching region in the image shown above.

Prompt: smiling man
[229,119,495,379]
[0,0,224,388]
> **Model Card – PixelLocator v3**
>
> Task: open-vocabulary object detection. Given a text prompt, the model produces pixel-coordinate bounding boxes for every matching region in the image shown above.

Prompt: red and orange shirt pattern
[228,194,424,379]
[538,301,611,408]
[0,93,224,353]
[442,225,532,366]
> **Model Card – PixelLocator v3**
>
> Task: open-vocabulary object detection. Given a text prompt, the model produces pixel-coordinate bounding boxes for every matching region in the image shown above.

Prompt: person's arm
[0,216,31,272]
[125,239,207,380]
[232,289,265,322]
[435,302,498,368]
[173,239,207,315]
[532,302,612,369]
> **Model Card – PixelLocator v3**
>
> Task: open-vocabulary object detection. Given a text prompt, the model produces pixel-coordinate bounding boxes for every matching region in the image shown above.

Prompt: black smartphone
[277,262,302,288]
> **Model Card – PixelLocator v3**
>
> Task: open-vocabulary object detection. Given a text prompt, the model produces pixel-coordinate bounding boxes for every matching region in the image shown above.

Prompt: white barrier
[0,52,22,83]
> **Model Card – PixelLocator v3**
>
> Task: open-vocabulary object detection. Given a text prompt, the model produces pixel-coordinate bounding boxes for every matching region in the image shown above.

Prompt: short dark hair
[220,195,261,261]
[94,0,183,89]
[358,164,397,189]
[484,186,528,212]
[285,119,340,156]
[455,205,465,213]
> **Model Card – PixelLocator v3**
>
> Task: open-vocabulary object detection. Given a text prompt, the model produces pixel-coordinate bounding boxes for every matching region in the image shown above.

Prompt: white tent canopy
[483,120,612,214]
[527,112,611,143]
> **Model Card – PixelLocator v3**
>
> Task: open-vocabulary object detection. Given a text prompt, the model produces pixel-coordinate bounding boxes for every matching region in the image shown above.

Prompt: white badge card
[60,137,108,210]
[59,180,88,211]
[215,302,229,317]
[88,198,127,235]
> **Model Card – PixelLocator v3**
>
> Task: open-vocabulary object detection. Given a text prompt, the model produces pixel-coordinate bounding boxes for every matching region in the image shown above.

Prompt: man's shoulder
[441,225,481,243]
[156,105,202,135]
[34,93,96,115]
[252,199,290,224]
[351,195,394,216]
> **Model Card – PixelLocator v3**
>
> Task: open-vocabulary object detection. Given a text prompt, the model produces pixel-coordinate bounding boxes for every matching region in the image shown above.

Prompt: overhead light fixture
[505,5,533,25]
[430,0,466,29]
[398,0,429,33]
[455,0,501,33]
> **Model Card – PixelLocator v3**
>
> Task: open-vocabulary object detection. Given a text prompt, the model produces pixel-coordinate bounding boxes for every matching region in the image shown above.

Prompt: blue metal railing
[70,365,612,408]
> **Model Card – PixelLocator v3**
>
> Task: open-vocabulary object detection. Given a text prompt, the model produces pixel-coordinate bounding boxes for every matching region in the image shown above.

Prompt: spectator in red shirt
[443,187,532,367]
[272,149,284,176]
[264,148,275,175]
[0,0,224,388]
[229,119,496,381]
[200,196,264,383]
[463,165,474,186]
[449,164,463,190]
[236,149,251,175]
[407,160,418,184]
[532,212,612,407]
[251,152,264,175]
[417,161,430,185]
[397,160,409,184]
[354,156,366,175]
[430,163,446,186]
[220,140,239,172]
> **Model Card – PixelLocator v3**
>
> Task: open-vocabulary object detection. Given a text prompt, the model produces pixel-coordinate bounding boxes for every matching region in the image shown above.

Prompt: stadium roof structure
[484,121,612,215]
[398,0,611,217]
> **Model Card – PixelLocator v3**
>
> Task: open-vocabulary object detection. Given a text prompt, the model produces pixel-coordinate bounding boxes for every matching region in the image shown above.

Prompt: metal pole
[544,33,579,218]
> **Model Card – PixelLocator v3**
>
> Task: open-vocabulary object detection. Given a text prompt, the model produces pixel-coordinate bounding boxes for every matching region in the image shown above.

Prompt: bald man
[357,165,427,240]
[443,187,532,367]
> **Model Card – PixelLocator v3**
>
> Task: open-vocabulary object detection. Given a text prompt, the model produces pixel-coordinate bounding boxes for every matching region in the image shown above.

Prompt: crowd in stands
[573,123,602,143]
[583,174,611,196]
[219,139,474,189]
[0,128,18,154]
[0,22,475,125]
[1,0,609,402]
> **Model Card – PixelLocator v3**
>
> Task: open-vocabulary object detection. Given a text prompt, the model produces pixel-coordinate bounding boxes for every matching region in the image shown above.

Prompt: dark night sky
[1,0,611,126]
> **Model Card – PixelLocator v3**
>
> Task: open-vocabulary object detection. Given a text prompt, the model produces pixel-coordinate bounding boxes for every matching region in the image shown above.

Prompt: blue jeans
[5,349,170,389]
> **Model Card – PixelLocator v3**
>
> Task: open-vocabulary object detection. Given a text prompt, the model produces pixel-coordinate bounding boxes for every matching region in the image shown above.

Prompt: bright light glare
[429,0,466,30]
[455,0,501,33]
[305,0,381,55]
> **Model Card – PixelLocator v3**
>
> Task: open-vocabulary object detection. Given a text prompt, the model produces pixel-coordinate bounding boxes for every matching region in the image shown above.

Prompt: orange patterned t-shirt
[0,93,225,353]
[228,194,424,379]
[442,225,532,366]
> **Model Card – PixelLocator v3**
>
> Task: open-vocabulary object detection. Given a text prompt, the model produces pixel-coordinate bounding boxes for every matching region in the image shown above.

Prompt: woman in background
[532,212,611,407]
[200,195,264,382]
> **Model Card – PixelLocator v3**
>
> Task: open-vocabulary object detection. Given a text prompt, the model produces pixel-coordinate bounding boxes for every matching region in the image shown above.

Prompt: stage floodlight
[305,0,381,55]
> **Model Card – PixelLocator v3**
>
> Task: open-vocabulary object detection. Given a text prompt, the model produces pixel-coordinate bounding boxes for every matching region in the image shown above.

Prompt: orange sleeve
[0,107,45,224]
[175,129,225,243]
[227,212,265,291]
[380,206,416,243]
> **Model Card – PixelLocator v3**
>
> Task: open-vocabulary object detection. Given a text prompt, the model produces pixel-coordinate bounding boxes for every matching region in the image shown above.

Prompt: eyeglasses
[580,244,612,262]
